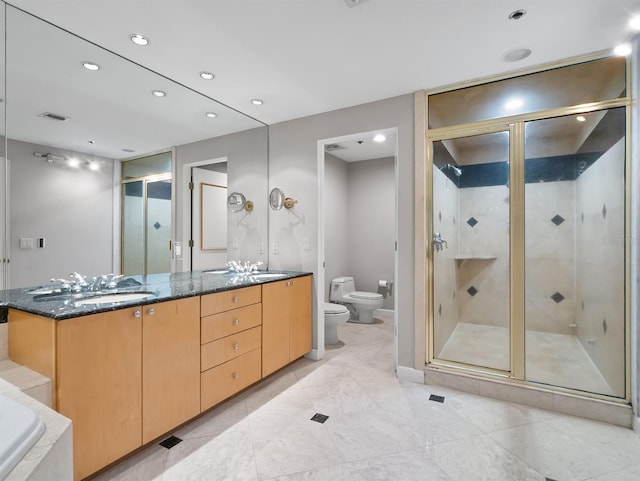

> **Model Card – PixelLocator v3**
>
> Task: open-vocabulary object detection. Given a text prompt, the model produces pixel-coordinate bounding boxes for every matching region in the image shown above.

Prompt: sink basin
[27,286,60,295]
[248,272,288,280]
[75,291,155,305]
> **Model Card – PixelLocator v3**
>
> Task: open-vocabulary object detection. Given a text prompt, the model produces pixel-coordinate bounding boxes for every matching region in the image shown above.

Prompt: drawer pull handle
[233,319,240,326]
[134,310,141,318]
[232,372,239,380]
[232,296,239,303]
[233,343,239,350]
[148,308,155,315]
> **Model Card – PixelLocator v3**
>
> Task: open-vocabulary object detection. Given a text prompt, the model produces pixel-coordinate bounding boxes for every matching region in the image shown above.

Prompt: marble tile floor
[91,314,640,481]
[438,322,615,396]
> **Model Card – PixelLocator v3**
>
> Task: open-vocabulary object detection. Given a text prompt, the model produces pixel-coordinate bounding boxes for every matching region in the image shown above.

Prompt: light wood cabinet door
[57,308,142,481]
[261,280,290,376]
[289,275,312,361]
[262,275,312,377]
[142,297,201,444]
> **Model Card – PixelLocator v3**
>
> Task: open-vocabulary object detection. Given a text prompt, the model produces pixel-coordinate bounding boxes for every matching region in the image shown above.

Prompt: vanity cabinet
[200,286,263,411]
[9,297,200,480]
[7,274,313,480]
[262,275,312,377]
[141,297,200,444]
[57,308,143,481]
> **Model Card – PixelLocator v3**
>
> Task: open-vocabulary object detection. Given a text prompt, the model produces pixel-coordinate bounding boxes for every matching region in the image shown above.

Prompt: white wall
[268,94,414,367]
[175,126,269,271]
[323,154,396,310]
[323,153,349,302]
[8,139,114,287]
[347,156,395,309]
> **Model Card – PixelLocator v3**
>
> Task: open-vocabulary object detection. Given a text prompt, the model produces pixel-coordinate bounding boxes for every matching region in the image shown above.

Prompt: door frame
[180,156,228,272]
[426,123,518,378]
[425,105,632,402]
[316,128,399,365]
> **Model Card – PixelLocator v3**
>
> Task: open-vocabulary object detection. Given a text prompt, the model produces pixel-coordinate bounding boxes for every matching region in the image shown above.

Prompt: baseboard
[396,365,425,383]
[375,308,395,316]
[305,349,321,361]
[634,415,640,439]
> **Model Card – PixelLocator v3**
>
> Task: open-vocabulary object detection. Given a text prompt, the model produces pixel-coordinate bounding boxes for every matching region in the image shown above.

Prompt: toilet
[324,302,350,345]
[329,276,384,324]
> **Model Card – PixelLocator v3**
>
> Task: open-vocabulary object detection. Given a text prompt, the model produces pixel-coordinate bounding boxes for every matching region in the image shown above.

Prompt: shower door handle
[432,232,448,251]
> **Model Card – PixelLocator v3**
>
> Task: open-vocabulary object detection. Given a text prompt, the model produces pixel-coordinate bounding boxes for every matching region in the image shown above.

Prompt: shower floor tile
[437,322,614,395]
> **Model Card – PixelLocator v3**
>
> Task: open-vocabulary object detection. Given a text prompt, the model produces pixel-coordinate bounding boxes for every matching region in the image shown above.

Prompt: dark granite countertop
[0,270,312,320]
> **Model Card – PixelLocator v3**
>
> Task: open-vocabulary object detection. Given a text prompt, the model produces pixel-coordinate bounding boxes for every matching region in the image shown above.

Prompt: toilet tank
[330,277,355,300]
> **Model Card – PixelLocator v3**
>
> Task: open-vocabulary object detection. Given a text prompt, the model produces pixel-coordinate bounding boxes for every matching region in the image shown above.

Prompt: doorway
[181,157,228,272]
[121,151,173,276]
[317,128,399,363]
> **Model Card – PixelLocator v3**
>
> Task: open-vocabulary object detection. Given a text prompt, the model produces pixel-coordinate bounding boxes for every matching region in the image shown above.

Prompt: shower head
[444,163,462,177]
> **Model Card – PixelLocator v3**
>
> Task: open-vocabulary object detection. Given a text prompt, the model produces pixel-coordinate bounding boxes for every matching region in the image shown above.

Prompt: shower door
[430,127,514,374]
[523,109,627,397]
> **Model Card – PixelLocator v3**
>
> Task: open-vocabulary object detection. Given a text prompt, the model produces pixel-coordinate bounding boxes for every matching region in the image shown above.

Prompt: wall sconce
[227,192,253,212]
[269,188,297,210]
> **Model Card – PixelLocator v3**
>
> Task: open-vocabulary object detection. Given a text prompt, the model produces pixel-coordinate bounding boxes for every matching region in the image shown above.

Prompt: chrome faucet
[226,260,263,274]
[432,232,448,252]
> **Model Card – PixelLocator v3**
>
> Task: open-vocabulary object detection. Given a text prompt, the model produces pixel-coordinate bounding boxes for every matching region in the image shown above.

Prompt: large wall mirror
[1,3,268,288]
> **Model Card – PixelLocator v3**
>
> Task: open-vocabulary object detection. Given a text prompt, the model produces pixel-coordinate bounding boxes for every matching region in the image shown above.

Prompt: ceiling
[7,0,640,127]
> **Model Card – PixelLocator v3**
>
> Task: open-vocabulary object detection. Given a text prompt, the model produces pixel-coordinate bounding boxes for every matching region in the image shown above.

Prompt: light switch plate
[19,238,33,249]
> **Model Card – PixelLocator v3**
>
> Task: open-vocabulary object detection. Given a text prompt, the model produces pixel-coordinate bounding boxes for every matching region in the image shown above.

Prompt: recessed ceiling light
[82,61,101,71]
[122,148,135,153]
[505,98,524,109]
[614,43,632,56]
[88,140,95,144]
[251,99,264,105]
[502,47,532,62]
[200,71,215,80]
[151,90,166,97]
[630,15,640,30]
[130,34,150,46]
[508,9,526,20]
[576,115,586,122]
[373,134,386,142]
[205,112,218,118]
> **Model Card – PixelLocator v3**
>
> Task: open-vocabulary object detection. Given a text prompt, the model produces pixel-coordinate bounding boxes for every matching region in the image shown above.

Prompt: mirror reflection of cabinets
[1,2,269,288]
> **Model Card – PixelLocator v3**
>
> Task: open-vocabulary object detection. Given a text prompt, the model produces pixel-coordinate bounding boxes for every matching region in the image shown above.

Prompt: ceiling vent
[38,112,71,122]
[325,143,346,152]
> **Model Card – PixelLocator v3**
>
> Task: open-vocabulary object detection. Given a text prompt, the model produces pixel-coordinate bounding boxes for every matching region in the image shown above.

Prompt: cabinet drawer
[201,326,262,371]
[201,286,261,316]
[201,303,262,343]
[201,348,261,411]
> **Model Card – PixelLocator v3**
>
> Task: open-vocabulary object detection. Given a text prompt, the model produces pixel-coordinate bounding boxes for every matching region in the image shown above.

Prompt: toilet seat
[325,302,349,314]
[349,291,383,301]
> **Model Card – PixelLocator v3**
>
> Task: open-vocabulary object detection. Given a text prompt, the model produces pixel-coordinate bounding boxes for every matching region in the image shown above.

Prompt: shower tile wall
[457,185,510,328]
[575,138,625,397]
[432,168,459,354]
[524,181,576,334]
